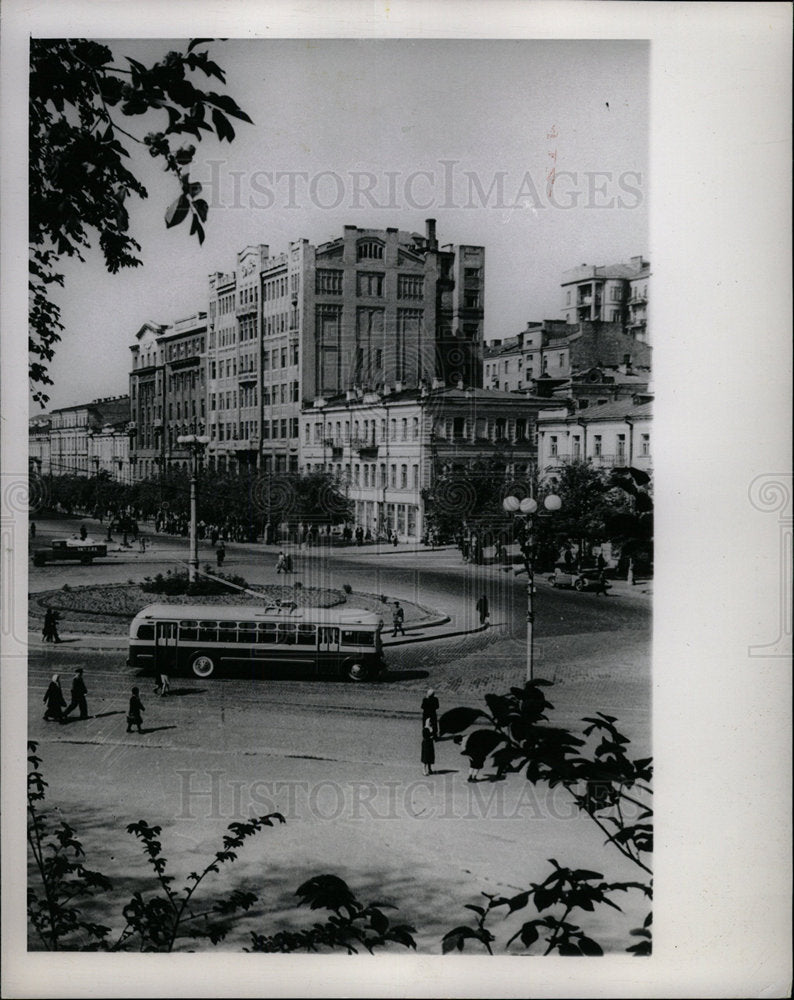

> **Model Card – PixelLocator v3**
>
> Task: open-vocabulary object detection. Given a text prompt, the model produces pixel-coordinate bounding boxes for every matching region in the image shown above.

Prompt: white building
[300,385,547,542]
[537,398,652,480]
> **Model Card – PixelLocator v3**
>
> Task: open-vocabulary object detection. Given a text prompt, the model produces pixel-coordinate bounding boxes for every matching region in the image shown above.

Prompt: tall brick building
[205,221,484,473]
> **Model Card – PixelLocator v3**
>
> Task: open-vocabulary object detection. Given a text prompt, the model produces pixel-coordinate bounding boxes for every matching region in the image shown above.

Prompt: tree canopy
[29,38,252,404]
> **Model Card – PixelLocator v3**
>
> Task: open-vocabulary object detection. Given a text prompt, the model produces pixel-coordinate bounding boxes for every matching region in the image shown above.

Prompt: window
[464,267,481,280]
[357,241,383,260]
[316,269,343,294]
[594,435,602,457]
[390,464,396,487]
[641,433,650,456]
[412,464,419,489]
[397,274,423,299]
[464,291,480,308]
[550,435,558,457]
[558,353,565,367]
[357,272,384,297]
[572,435,581,458]
[617,433,626,460]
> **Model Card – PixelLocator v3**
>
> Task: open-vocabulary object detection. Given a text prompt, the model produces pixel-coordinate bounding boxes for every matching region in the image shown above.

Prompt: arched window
[357,240,384,261]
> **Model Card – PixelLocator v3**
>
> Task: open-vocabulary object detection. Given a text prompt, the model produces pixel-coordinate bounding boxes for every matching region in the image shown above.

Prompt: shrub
[342,583,353,595]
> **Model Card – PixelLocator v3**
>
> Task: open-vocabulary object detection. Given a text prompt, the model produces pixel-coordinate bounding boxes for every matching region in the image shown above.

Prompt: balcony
[351,437,378,455]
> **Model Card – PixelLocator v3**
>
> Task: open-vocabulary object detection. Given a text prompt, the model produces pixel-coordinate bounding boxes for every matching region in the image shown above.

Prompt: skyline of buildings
[29,230,653,540]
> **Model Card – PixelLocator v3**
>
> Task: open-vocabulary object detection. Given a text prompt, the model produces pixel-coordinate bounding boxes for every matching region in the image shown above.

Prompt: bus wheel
[574,577,585,592]
[346,661,370,682]
[191,653,216,678]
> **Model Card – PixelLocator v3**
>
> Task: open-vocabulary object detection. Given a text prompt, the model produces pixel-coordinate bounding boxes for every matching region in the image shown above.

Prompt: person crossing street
[391,600,406,637]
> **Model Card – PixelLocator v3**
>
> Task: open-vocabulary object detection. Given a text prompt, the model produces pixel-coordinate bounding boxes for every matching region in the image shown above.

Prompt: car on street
[32,537,108,566]
[547,563,611,593]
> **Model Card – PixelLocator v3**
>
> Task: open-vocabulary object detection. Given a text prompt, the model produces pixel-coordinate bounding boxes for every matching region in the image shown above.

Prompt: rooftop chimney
[426,218,438,250]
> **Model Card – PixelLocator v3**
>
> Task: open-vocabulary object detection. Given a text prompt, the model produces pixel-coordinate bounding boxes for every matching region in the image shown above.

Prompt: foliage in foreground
[30,39,251,403]
[27,743,415,953]
[438,681,652,955]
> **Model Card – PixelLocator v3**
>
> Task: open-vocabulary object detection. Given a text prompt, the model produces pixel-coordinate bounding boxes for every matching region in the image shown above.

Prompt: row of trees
[422,459,653,574]
[35,469,353,539]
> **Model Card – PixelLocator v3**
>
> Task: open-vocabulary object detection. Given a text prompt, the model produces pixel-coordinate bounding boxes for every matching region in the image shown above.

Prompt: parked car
[547,563,610,592]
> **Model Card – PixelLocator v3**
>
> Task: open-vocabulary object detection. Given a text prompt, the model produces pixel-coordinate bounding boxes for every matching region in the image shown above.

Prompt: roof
[131,604,383,625]
[539,400,652,424]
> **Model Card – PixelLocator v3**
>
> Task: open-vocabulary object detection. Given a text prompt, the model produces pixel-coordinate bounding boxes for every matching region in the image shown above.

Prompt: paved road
[26,516,652,952]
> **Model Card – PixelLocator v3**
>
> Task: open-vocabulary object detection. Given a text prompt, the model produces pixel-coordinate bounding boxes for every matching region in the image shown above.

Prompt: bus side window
[218,623,237,643]
[277,624,296,645]
[137,624,154,640]
[296,625,316,646]
[341,630,374,646]
[257,623,277,644]
[179,621,199,641]
[238,622,257,643]
[199,621,218,642]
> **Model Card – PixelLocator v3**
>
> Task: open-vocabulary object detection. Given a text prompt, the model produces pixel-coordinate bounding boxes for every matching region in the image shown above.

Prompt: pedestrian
[126,686,145,733]
[594,570,610,597]
[42,608,61,643]
[466,746,487,783]
[80,523,87,541]
[43,673,66,722]
[391,530,398,548]
[216,541,226,568]
[139,534,147,553]
[475,594,490,627]
[421,719,436,776]
[62,667,88,721]
[284,552,293,572]
[154,669,171,697]
[597,551,607,572]
[391,600,406,637]
[421,688,440,739]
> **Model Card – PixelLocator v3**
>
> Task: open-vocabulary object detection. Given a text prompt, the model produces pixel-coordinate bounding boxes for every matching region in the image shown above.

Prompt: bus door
[317,626,340,675]
[155,621,178,673]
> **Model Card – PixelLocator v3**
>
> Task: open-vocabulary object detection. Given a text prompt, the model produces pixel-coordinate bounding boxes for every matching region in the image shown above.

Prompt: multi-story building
[204,221,485,473]
[537,396,652,480]
[29,413,52,475]
[129,314,207,479]
[46,396,131,480]
[484,320,651,393]
[560,256,650,343]
[300,384,547,542]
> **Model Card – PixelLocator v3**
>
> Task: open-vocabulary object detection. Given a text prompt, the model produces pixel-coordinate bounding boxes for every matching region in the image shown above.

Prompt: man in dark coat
[475,594,490,626]
[391,601,406,637]
[62,667,88,721]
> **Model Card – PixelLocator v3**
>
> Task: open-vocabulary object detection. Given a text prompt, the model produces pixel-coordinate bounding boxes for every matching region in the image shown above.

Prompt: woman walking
[126,686,145,734]
[43,674,66,722]
[421,719,436,776]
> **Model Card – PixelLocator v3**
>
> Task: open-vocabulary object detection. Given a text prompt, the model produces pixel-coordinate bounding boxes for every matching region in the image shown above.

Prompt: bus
[127,603,386,681]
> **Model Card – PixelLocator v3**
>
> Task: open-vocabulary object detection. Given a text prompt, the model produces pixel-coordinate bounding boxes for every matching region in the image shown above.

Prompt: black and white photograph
[1,2,791,997]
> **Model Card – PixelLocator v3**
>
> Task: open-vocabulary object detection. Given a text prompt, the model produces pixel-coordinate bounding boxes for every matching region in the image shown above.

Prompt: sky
[34,37,648,412]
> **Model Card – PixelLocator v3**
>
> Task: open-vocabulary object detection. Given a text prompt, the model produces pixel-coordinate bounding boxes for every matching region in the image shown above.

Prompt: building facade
[484,320,651,394]
[537,397,652,480]
[300,386,547,542]
[44,397,131,480]
[560,256,650,343]
[129,314,207,479]
[203,221,485,474]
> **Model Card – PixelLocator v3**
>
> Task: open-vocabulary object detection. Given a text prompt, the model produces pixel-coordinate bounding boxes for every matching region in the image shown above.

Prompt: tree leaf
[438,707,487,735]
[165,194,190,229]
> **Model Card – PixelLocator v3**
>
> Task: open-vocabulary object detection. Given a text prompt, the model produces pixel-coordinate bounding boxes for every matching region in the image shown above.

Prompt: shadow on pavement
[138,726,178,735]
[93,710,125,719]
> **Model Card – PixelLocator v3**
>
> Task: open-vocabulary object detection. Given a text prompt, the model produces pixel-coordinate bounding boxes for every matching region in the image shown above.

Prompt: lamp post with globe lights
[502,491,562,682]
[177,434,210,582]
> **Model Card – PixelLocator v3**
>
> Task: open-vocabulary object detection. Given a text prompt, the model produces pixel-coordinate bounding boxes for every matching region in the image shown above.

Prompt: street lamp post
[502,492,562,683]
[178,434,210,583]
